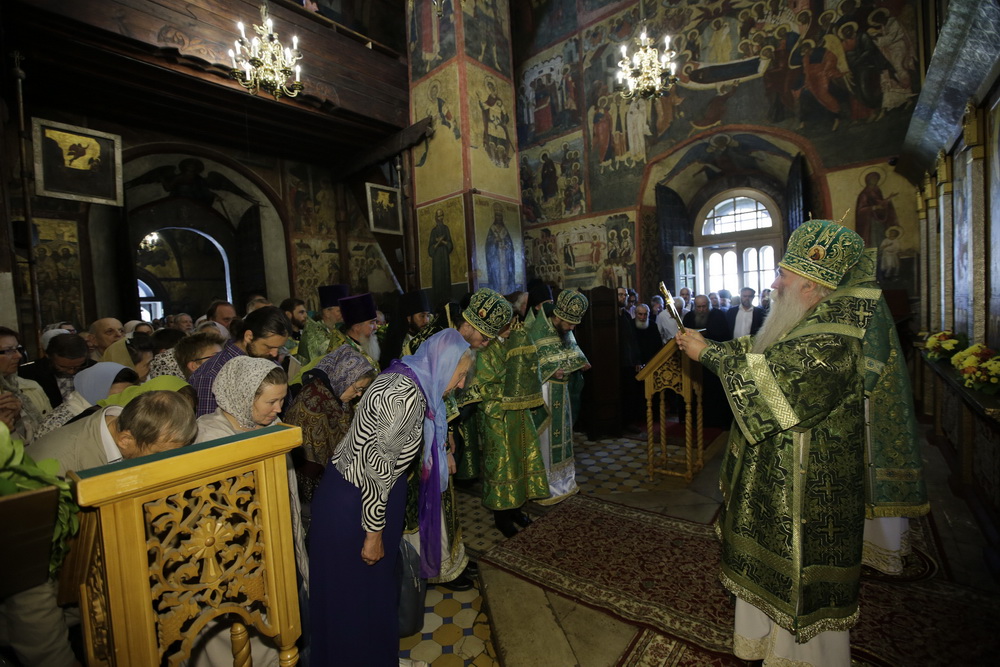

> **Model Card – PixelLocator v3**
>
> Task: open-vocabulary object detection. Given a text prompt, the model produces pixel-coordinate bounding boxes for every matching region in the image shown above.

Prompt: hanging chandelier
[139,232,160,253]
[228,3,303,99]
[616,28,678,100]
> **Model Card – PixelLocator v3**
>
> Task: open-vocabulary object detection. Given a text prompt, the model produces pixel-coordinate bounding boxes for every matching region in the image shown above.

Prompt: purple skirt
[308,467,407,666]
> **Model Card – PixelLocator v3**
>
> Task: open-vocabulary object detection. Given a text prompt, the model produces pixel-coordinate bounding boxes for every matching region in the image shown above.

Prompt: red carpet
[481,495,1000,666]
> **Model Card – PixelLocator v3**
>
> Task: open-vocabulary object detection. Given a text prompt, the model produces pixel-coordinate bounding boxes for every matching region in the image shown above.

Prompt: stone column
[935,151,953,332]
[406,1,523,307]
[962,102,987,343]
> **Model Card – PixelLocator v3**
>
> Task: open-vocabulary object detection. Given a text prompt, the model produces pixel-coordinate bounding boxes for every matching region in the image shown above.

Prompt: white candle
[665,35,670,49]
[293,35,298,51]
[238,22,245,39]
[295,65,300,83]
[228,49,236,68]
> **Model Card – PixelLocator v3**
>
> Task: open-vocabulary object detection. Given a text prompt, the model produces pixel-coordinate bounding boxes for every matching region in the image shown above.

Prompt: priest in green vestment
[526,289,590,505]
[296,283,349,365]
[476,318,549,536]
[677,220,875,666]
[841,248,929,574]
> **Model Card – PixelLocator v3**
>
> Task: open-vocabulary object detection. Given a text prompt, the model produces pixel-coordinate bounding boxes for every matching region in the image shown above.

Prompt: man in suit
[725,287,766,339]
[18,333,93,408]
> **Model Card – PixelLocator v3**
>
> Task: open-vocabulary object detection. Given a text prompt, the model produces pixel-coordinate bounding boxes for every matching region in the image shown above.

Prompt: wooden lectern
[635,340,704,482]
[62,424,303,667]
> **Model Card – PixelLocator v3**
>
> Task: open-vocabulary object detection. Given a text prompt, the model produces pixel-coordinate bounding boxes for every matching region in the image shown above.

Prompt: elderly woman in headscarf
[34,361,135,438]
[309,328,473,666]
[124,320,154,336]
[189,356,301,667]
[284,346,378,511]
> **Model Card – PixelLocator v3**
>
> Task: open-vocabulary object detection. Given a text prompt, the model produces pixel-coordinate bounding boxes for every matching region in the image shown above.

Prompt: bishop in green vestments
[677,220,875,666]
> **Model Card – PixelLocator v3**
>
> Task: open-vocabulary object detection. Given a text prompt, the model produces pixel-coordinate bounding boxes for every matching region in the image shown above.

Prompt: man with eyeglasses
[19,333,93,408]
[0,327,53,445]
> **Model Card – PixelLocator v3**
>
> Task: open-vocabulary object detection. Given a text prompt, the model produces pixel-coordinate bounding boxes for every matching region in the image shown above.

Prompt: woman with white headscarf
[190,356,301,667]
[33,362,134,438]
[309,328,473,666]
[195,356,287,441]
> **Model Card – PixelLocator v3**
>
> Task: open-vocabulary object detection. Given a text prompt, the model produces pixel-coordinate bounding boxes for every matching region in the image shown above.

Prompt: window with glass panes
[697,194,782,305]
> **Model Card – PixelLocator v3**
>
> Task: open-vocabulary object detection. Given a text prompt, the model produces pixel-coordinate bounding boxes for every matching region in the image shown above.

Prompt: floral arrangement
[951,343,1000,394]
[925,331,967,361]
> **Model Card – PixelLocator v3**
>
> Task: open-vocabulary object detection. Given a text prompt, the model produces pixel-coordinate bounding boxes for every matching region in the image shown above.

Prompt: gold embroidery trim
[747,353,799,430]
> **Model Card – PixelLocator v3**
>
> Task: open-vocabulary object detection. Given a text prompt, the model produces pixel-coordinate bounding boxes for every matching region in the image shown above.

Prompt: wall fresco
[417,194,468,308]
[516,37,583,148]
[524,211,636,291]
[412,67,464,204]
[512,0,919,214]
[463,0,512,77]
[466,64,519,198]
[408,0,458,81]
[520,131,586,224]
[471,195,524,293]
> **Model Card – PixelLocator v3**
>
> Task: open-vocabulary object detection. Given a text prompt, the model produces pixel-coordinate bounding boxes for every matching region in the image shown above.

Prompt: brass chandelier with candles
[616,28,678,100]
[228,4,303,99]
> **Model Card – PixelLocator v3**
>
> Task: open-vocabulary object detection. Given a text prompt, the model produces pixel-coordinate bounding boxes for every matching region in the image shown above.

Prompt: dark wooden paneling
[576,285,621,439]
[4,0,408,164]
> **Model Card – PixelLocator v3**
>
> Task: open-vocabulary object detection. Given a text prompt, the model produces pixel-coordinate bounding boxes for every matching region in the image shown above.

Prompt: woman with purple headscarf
[285,346,377,528]
[309,328,472,666]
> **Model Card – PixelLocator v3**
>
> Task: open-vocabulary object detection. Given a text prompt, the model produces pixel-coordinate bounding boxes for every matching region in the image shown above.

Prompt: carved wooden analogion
[66,424,303,667]
[635,340,704,482]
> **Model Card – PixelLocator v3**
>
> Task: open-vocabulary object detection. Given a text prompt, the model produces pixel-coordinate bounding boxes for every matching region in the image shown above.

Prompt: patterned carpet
[480,494,1000,666]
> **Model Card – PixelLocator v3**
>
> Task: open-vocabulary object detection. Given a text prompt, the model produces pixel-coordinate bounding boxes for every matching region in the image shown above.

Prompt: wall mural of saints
[525,212,635,290]
[466,66,519,198]
[407,0,458,81]
[31,219,86,329]
[417,195,467,308]
[463,0,512,77]
[472,196,524,294]
[520,132,586,224]
[513,0,920,214]
[412,69,464,204]
[516,38,582,147]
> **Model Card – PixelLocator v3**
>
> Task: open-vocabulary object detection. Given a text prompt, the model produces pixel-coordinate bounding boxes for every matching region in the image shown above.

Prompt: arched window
[692,190,783,304]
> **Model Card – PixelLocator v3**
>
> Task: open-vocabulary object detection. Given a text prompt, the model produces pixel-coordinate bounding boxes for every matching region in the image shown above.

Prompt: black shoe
[439,573,474,591]
[494,510,519,538]
[512,511,533,528]
[464,561,479,576]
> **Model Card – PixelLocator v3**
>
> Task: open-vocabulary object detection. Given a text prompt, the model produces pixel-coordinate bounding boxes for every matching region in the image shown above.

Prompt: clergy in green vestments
[296,283,349,365]
[677,220,876,666]
[526,289,590,506]
[476,318,549,536]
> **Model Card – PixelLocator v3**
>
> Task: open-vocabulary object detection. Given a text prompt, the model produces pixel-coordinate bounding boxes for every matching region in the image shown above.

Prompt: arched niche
[122,150,289,313]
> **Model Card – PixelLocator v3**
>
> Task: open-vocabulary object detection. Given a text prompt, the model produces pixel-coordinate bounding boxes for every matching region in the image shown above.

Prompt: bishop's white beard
[635,318,650,330]
[751,288,814,353]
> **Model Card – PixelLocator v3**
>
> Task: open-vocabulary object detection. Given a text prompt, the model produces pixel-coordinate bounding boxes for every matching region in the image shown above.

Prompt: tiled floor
[398,429,728,666]
[399,425,998,665]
